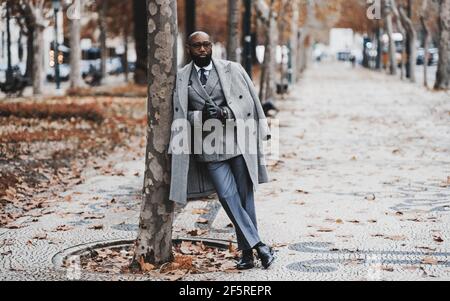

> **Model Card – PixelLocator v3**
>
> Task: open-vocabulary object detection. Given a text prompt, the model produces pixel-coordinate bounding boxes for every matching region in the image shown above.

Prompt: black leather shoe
[236,249,254,270]
[255,243,275,269]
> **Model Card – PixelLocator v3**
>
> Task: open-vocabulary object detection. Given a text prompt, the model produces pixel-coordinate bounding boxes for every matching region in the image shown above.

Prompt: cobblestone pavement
[1,62,449,281]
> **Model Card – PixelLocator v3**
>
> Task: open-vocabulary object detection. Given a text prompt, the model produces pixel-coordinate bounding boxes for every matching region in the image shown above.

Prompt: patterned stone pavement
[1,62,449,281]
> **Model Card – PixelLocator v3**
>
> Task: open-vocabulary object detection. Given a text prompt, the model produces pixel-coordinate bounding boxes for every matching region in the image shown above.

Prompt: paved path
[1,62,449,281]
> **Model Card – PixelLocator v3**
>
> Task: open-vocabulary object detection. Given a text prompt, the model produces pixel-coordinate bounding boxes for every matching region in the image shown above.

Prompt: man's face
[187,34,213,67]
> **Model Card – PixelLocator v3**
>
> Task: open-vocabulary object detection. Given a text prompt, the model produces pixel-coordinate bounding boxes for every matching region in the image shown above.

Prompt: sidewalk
[1,62,449,281]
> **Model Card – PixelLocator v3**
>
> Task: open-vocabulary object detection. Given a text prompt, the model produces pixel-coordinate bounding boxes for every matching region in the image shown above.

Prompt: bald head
[187,31,211,45]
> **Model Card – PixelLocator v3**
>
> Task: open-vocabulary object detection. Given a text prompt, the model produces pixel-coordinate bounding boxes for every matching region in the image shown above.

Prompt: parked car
[417,48,438,66]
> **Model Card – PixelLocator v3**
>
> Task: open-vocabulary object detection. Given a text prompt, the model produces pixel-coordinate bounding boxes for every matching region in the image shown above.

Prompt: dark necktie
[200,68,208,86]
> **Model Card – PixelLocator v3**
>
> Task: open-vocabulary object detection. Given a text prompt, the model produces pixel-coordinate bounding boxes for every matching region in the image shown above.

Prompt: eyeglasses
[190,41,213,50]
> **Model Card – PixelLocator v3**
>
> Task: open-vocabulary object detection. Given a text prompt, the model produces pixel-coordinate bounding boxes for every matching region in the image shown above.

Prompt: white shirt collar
[194,61,213,73]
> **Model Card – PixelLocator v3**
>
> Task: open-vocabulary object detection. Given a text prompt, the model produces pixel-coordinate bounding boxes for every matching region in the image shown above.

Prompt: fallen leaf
[196,218,209,224]
[192,209,209,215]
[385,235,407,241]
[335,219,344,224]
[54,225,73,232]
[83,213,105,220]
[421,257,438,265]
[33,233,47,240]
[139,256,155,272]
[317,228,334,233]
[365,194,376,201]
[89,224,104,230]
[433,235,444,243]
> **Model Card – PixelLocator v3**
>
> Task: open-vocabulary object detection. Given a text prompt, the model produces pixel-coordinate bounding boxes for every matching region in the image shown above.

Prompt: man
[168,31,274,270]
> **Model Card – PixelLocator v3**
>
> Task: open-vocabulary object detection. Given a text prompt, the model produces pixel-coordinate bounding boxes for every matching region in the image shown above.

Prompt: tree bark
[29,1,46,96]
[384,1,397,75]
[399,5,417,83]
[131,0,178,269]
[390,0,406,79]
[98,0,108,81]
[434,0,450,90]
[69,0,84,89]
[420,0,431,88]
[255,0,276,102]
[133,0,148,85]
[290,0,299,83]
[227,0,240,62]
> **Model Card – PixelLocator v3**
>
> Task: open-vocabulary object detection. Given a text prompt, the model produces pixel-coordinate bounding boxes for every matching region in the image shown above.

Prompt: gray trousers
[205,155,261,250]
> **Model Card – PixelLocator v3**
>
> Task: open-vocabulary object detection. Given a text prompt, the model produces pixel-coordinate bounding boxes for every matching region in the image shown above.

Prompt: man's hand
[204,102,226,122]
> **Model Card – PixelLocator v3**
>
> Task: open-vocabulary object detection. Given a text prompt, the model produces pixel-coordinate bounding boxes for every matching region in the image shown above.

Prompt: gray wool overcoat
[168,58,271,205]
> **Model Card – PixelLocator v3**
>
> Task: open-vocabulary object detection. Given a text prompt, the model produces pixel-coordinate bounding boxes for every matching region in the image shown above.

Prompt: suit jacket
[168,58,271,205]
[187,62,241,162]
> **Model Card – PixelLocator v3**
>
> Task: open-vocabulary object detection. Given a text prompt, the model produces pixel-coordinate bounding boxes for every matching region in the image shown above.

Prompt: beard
[192,53,212,67]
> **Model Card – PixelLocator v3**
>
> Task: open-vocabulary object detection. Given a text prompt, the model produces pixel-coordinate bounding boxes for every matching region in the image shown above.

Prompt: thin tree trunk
[434,0,450,90]
[185,0,196,64]
[131,0,178,269]
[69,0,83,89]
[399,5,417,83]
[25,27,34,80]
[124,32,129,83]
[98,0,108,81]
[265,1,277,101]
[290,0,299,83]
[385,2,397,76]
[420,0,430,88]
[391,0,406,79]
[227,0,240,62]
[32,5,45,96]
[277,0,288,92]
[255,0,276,102]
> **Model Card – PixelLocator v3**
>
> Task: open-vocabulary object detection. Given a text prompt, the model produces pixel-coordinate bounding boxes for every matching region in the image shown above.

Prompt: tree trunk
[98,0,108,81]
[131,0,178,269]
[25,27,34,81]
[391,0,406,79]
[385,2,397,76]
[227,0,240,62]
[69,0,83,89]
[133,0,148,85]
[185,0,196,64]
[124,32,129,83]
[264,0,277,101]
[420,0,430,88]
[399,5,417,83]
[32,6,45,96]
[434,0,450,90]
[277,0,288,91]
[290,0,299,83]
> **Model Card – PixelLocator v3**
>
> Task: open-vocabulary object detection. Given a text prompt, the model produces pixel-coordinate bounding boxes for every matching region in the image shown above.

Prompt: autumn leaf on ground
[89,224,104,230]
[196,218,209,224]
[421,257,439,265]
[192,209,209,215]
[335,219,344,224]
[32,233,47,240]
[54,225,73,232]
[83,213,105,220]
[385,235,407,241]
[347,220,360,224]
[139,256,156,272]
[433,235,444,243]
[187,229,208,237]
[364,194,376,201]
[317,228,334,233]
[292,201,306,205]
